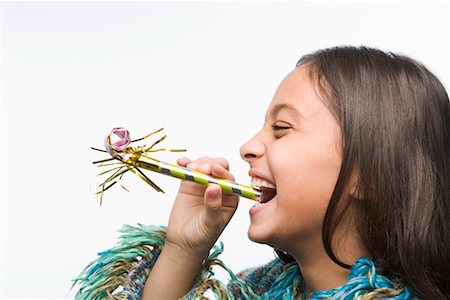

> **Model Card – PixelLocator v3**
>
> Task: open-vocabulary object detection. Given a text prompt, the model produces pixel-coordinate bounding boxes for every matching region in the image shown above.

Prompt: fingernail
[187,162,198,169]
[208,184,221,197]
[199,163,211,173]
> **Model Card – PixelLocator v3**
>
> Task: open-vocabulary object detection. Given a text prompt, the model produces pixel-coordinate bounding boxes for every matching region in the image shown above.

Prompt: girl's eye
[271,124,291,131]
[271,123,292,137]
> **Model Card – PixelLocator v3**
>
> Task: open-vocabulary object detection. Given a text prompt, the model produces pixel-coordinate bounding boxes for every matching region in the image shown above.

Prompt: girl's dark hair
[277,46,450,298]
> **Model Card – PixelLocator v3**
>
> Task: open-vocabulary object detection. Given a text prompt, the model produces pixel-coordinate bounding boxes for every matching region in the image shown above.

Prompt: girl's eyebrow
[266,103,304,121]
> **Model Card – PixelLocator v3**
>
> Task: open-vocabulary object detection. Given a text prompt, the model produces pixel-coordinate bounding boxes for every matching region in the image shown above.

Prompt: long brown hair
[278,46,450,298]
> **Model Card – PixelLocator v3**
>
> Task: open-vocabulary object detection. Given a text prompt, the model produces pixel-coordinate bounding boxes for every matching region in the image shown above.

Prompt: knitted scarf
[72,224,414,299]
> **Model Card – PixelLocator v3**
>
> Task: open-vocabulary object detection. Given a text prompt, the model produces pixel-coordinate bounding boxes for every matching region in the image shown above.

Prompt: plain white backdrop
[1,1,449,298]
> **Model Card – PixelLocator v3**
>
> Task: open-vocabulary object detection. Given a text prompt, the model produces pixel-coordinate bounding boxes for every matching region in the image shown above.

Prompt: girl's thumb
[203,184,223,226]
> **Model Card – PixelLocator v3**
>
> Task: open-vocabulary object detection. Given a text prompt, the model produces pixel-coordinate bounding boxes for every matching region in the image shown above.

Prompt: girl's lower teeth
[253,201,267,207]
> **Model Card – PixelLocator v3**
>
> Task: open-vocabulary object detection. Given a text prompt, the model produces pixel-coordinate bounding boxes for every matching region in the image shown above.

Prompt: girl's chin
[247,224,272,245]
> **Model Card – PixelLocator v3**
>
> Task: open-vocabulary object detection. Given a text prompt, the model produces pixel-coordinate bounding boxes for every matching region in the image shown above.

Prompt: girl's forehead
[265,102,304,122]
[265,67,324,119]
[273,67,317,102]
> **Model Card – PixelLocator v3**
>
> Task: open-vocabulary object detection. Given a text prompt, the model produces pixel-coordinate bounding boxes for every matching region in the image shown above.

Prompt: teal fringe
[71,224,300,299]
[72,224,166,300]
[72,224,413,300]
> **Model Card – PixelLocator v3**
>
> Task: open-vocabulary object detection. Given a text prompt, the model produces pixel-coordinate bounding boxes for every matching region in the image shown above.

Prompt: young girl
[74,46,450,299]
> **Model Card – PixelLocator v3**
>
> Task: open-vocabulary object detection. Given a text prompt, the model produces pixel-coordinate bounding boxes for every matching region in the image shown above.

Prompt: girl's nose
[240,133,265,163]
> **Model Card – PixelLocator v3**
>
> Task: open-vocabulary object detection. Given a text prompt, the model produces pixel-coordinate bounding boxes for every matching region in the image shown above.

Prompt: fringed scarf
[72,224,414,299]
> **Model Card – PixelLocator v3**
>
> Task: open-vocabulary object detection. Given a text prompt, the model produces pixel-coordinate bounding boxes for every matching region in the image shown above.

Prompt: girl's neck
[289,231,369,298]
[296,253,350,298]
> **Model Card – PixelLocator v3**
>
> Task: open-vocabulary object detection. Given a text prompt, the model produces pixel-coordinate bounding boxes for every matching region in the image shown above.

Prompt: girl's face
[240,66,343,253]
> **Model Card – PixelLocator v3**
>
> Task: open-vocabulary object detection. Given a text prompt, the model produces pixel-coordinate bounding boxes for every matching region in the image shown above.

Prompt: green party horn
[129,156,262,200]
[92,127,264,204]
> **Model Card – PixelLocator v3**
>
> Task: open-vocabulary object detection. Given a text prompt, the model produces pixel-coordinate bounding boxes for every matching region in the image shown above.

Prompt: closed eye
[271,124,292,138]
[271,124,291,131]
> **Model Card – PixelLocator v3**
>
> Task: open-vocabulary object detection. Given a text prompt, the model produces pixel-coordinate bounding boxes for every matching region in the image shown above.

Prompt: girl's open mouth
[257,186,277,204]
[251,177,277,205]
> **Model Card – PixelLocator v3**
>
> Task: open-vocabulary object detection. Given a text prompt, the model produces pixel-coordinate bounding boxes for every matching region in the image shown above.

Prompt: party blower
[92,127,275,205]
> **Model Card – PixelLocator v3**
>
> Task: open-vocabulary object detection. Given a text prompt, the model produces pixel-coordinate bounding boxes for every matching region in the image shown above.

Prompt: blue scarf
[73,224,415,300]
[304,257,414,299]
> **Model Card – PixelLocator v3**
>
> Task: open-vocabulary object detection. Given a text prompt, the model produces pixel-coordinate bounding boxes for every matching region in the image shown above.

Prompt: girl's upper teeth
[251,178,275,189]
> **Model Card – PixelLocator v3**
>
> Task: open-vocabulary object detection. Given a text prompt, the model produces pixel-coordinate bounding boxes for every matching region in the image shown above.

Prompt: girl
[74,46,450,299]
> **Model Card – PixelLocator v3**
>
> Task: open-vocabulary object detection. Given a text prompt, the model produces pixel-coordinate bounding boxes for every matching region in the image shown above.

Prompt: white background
[1,1,449,298]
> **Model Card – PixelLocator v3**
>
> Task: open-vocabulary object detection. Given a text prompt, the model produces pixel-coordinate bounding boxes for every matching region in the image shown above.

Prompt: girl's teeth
[251,178,275,189]
[253,201,266,207]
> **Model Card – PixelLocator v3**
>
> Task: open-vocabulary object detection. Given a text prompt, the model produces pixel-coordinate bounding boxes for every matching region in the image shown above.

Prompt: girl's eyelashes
[271,122,292,131]
[271,123,292,137]
[271,124,291,131]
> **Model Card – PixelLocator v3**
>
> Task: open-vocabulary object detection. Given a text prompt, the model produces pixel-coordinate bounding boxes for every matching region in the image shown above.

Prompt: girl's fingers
[183,157,234,180]
[198,163,211,174]
[177,157,236,202]
[211,163,234,181]
[213,157,230,170]
[176,157,192,167]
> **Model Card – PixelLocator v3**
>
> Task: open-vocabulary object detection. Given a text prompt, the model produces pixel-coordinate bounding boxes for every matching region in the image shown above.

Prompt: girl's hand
[142,157,239,299]
[164,156,240,258]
